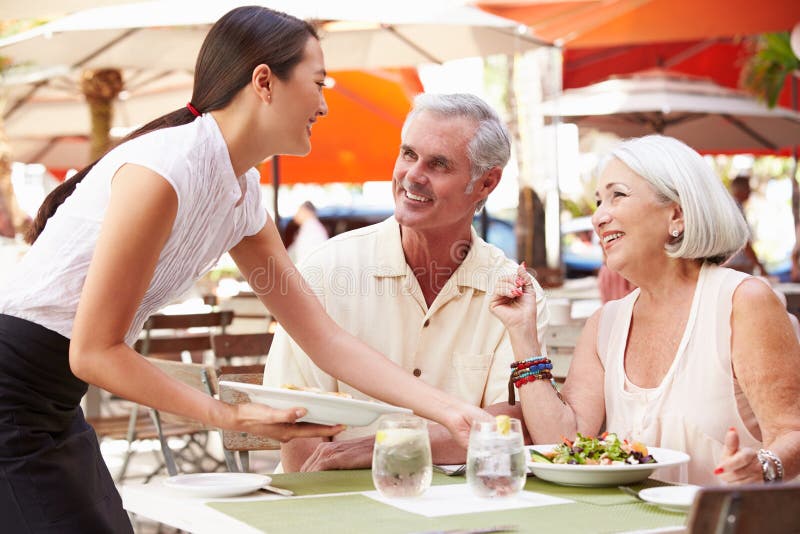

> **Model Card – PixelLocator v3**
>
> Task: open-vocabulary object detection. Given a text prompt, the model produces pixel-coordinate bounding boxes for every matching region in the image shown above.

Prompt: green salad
[531,432,657,466]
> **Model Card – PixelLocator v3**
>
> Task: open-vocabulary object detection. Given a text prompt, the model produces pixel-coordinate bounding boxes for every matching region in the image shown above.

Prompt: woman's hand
[439,403,493,449]
[714,427,762,484]
[228,402,346,442]
[490,263,538,339]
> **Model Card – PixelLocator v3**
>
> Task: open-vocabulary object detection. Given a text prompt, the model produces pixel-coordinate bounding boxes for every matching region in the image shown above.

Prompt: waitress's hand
[714,427,762,484]
[440,403,493,449]
[228,402,346,442]
[490,263,538,337]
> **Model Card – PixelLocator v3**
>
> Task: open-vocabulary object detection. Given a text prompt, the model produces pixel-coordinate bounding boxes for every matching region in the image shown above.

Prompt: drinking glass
[466,416,527,497]
[371,414,432,498]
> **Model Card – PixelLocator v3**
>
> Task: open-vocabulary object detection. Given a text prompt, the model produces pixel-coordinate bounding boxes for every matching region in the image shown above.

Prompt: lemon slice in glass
[496,414,511,436]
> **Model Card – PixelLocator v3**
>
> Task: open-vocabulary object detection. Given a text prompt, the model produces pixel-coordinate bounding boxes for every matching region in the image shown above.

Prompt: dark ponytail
[27,6,318,243]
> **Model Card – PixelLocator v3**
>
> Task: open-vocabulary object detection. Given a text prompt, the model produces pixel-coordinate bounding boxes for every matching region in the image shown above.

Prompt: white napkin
[363,483,572,517]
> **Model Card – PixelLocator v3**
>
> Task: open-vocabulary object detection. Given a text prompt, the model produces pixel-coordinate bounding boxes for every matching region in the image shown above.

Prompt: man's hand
[300,436,375,472]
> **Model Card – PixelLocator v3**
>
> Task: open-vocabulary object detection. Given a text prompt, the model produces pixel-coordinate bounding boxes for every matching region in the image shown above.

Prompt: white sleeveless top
[0,114,266,346]
[598,263,761,485]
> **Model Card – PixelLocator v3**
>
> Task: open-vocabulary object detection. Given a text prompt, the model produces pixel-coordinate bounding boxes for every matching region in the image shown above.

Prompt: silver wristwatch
[757,449,784,483]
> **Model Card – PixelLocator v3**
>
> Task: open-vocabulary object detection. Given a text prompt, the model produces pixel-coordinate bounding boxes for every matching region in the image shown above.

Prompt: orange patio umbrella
[259,69,422,185]
[479,0,799,48]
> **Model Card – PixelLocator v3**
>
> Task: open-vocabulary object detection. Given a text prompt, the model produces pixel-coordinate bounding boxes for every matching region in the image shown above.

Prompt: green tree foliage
[741,32,799,108]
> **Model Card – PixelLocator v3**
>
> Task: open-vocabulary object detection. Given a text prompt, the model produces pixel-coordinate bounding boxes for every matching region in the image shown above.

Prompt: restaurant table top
[122,470,688,533]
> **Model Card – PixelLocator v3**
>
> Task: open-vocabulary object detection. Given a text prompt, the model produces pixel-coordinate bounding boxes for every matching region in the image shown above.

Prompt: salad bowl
[527,445,690,487]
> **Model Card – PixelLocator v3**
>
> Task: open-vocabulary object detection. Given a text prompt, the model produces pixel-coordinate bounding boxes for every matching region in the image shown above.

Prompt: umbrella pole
[272,156,281,238]
[792,76,799,231]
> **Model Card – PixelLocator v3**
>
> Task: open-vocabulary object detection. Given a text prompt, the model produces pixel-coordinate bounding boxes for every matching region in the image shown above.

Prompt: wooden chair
[686,482,800,533]
[217,372,281,473]
[146,358,226,477]
[543,323,582,382]
[137,310,234,362]
[87,311,234,481]
[211,332,273,366]
[212,332,278,472]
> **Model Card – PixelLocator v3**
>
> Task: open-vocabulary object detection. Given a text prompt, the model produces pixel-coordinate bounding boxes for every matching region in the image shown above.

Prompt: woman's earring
[671,230,680,237]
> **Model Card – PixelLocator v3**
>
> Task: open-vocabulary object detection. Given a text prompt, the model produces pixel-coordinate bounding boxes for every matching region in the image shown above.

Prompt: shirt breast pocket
[448,352,492,405]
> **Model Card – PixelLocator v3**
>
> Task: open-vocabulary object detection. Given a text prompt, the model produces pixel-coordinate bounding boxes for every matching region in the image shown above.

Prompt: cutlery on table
[258,484,294,496]
[411,525,518,534]
[618,486,645,501]
[432,464,467,476]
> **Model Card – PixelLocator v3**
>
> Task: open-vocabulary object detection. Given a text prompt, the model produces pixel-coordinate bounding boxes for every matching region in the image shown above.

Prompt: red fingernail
[729,427,736,432]
[714,467,724,475]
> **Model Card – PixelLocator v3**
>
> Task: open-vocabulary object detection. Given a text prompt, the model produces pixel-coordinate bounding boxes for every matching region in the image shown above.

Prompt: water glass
[466,416,527,498]
[371,414,432,498]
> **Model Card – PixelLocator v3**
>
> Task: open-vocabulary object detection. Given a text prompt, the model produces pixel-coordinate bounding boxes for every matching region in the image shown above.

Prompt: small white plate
[527,445,690,487]
[639,485,701,512]
[219,382,412,426]
[163,473,270,498]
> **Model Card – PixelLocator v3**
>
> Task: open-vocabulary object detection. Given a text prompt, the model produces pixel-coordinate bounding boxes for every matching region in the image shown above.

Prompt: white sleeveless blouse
[598,263,761,485]
[0,114,266,346]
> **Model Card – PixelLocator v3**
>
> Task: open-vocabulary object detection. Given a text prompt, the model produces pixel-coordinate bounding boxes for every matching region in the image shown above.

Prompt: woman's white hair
[402,93,511,213]
[612,135,748,264]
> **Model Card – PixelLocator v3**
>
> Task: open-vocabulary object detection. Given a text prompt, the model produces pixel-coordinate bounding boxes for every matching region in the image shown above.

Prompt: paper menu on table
[363,483,572,517]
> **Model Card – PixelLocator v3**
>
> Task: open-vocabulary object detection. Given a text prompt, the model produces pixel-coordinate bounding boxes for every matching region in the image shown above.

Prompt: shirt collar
[371,217,499,292]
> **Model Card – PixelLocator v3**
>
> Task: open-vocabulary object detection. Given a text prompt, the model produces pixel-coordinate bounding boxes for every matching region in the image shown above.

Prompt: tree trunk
[0,112,30,237]
[81,69,123,161]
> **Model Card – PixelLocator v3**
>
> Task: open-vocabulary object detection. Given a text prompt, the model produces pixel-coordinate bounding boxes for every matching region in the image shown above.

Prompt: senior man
[265,93,549,472]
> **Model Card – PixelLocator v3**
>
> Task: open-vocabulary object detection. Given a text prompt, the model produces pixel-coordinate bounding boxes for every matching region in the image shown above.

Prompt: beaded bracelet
[507,356,563,405]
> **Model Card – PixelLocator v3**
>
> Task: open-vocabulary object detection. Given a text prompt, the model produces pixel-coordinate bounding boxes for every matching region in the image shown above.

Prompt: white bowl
[526,445,690,487]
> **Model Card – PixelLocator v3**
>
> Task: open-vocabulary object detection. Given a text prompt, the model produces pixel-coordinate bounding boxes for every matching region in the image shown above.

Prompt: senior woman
[492,135,800,485]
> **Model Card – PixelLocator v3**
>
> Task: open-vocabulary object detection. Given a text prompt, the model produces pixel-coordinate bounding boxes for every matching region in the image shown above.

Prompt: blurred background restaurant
[0,0,799,300]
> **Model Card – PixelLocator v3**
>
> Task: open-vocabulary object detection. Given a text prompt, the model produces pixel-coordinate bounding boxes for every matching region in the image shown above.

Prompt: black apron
[0,314,133,533]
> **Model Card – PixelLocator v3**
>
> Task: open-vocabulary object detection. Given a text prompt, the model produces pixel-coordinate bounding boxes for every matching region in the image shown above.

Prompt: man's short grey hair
[401,93,511,213]
[611,135,748,264]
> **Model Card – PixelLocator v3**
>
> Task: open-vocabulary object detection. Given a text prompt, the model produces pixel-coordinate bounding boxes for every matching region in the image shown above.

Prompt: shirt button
[423,319,430,327]
[413,368,422,377]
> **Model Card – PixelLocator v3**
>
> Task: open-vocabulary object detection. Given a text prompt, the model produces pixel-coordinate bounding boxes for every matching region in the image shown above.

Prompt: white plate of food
[163,473,270,498]
[639,485,701,512]
[219,382,412,426]
[526,434,690,487]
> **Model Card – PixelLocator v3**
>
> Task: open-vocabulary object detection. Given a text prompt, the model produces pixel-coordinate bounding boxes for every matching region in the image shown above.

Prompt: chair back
[147,358,219,427]
[211,332,273,364]
[217,372,281,453]
[135,310,234,361]
[686,482,800,533]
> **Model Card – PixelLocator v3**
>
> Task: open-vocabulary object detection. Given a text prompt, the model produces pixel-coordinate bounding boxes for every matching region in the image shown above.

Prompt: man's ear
[478,167,502,196]
[252,64,273,104]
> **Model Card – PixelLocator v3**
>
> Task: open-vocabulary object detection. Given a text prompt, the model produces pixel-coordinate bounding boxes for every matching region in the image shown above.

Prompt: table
[123,470,688,533]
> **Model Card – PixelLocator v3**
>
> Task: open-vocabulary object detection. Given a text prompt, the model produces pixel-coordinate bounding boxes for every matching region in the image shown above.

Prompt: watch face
[759,452,778,481]
[765,461,778,481]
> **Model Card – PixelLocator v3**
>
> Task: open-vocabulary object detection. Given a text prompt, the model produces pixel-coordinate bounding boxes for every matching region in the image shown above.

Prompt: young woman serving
[0,7,486,532]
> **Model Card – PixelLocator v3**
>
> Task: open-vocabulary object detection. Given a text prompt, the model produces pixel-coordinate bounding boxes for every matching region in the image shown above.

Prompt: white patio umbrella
[1,0,133,19]
[4,69,193,168]
[539,69,800,152]
[0,0,544,73]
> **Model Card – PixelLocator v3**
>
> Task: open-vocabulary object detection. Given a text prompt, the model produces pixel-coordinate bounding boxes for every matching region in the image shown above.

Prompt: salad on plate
[530,432,657,466]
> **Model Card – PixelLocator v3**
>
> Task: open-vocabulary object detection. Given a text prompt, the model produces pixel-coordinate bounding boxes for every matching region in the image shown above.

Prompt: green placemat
[208,471,687,534]
[208,496,686,534]
[522,477,672,506]
[265,471,459,496]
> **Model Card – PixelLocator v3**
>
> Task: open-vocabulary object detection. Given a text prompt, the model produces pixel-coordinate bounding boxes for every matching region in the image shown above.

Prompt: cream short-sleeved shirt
[265,217,549,440]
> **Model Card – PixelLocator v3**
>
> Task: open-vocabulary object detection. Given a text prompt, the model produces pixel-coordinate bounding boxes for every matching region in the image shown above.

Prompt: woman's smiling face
[592,157,678,274]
